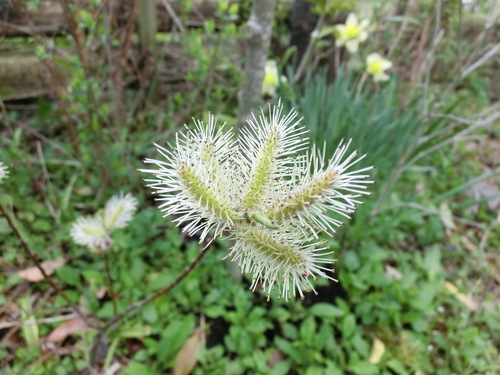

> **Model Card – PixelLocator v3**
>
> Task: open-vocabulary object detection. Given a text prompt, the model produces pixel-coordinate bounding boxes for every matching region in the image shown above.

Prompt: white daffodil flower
[70,193,138,252]
[333,13,370,53]
[141,101,373,300]
[366,53,393,82]
[0,161,9,183]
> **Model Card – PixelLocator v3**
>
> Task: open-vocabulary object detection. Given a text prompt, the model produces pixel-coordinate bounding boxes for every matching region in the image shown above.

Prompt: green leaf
[270,360,291,375]
[282,323,298,340]
[246,319,270,334]
[310,303,345,319]
[19,296,39,348]
[204,305,225,318]
[157,315,195,361]
[118,323,152,339]
[275,338,303,364]
[352,334,370,357]
[424,245,442,278]
[82,269,105,284]
[386,358,409,375]
[123,362,160,375]
[341,314,356,339]
[300,316,317,343]
[306,366,325,375]
[343,251,360,271]
[55,266,80,286]
[142,303,158,324]
[148,272,172,291]
[32,219,52,232]
[130,258,145,282]
[347,360,377,375]
[317,322,334,351]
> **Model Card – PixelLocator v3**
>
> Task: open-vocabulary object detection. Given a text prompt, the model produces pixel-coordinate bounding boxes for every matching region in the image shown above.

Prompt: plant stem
[101,239,214,332]
[104,252,117,315]
[293,15,325,84]
[0,202,95,328]
[60,0,88,74]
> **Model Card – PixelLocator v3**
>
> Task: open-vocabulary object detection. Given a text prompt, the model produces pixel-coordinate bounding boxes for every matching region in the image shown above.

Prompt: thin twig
[60,0,88,73]
[0,203,94,328]
[0,97,14,137]
[461,42,500,79]
[407,111,500,167]
[36,141,60,224]
[16,121,74,159]
[101,238,215,332]
[160,0,186,33]
[293,15,325,84]
[0,313,79,330]
[422,0,442,117]
[376,202,486,229]
[388,16,409,58]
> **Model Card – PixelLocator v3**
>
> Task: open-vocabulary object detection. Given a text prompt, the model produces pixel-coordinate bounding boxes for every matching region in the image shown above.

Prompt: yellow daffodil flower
[262,60,285,97]
[366,53,393,82]
[333,13,369,53]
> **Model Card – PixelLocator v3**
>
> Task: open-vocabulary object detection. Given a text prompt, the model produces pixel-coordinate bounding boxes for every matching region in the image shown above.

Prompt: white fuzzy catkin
[0,161,9,183]
[70,193,138,252]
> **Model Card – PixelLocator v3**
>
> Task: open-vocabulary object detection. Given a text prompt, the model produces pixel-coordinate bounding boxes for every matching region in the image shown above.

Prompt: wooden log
[0,0,68,36]
[0,53,70,100]
[0,0,238,37]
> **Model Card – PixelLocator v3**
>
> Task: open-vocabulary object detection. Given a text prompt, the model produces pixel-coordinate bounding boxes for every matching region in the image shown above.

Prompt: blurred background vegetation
[0,0,499,374]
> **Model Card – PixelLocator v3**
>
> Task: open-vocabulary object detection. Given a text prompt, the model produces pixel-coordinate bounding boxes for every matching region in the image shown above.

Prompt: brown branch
[293,15,325,84]
[60,0,88,73]
[0,202,95,328]
[101,239,214,332]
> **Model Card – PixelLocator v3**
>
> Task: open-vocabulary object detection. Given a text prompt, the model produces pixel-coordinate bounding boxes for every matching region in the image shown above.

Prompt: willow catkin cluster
[141,101,373,301]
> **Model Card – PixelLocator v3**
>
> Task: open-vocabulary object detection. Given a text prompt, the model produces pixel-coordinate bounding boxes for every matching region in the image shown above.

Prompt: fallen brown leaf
[385,265,403,281]
[95,286,107,299]
[173,317,206,375]
[46,318,87,343]
[16,258,66,282]
[460,236,477,252]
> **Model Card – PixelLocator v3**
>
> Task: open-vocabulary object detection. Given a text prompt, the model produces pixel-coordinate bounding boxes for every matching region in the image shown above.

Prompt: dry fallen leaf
[460,236,477,253]
[95,286,107,299]
[173,317,206,375]
[385,264,403,281]
[444,281,478,312]
[46,317,88,343]
[368,337,385,364]
[16,258,66,282]
[439,202,455,230]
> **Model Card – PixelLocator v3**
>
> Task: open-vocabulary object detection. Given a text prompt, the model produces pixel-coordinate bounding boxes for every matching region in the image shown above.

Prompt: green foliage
[308,0,357,15]
[1,1,499,374]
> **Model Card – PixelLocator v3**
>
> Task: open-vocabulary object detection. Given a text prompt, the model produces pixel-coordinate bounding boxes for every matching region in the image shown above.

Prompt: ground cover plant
[1,0,499,374]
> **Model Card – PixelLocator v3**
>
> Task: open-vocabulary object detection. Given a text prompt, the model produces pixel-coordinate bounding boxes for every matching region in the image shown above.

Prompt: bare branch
[0,203,95,328]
